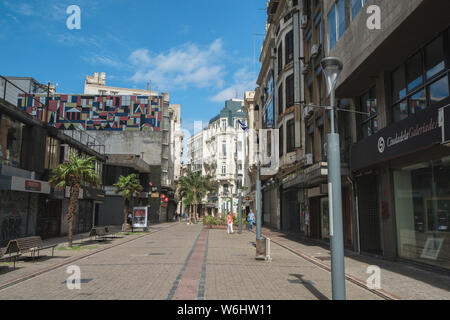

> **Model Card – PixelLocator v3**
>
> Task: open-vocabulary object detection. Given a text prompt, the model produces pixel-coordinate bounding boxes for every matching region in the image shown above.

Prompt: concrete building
[251,0,450,272]
[84,72,159,97]
[0,76,106,244]
[17,73,180,224]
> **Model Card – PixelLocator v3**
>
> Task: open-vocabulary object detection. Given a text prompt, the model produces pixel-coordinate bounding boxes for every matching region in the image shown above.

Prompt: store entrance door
[309,198,321,239]
[36,196,61,240]
[357,175,382,255]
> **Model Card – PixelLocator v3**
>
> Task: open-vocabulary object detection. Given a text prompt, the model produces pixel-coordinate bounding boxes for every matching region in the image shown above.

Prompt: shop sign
[351,106,443,171]
[25,180,41,192]
[132,207,148,228]
[10,176,50,194]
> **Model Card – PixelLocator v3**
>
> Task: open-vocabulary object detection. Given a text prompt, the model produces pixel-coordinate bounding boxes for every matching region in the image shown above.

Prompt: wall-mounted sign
[351,106,443,171]
[25,180,41,192]
[10,176,50,194]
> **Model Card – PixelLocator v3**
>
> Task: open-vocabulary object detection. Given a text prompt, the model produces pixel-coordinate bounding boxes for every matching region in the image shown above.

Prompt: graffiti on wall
[18,94,162,132]
[0,214,22,246]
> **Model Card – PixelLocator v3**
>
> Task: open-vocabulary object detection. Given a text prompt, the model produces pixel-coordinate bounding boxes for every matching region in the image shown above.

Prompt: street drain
[149,253,165,256]
[232,254,247,257]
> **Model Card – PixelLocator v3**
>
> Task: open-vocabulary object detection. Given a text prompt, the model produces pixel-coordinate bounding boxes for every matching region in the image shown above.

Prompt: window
[316,68,324,106]
[306,29,312,61]
[279,125,284,157]
[406,52,423,92]
[425,35,445,80]
[0,115,24,168]
[328,5,337,51]
[307,77,314,104]
[222,165,226,175]
[222,141,226,157]
[278,83,284,116]
[286,74,295,108]
[337,0,346,39]
[314,13,322,46]
[221,119,227,131]
[390,31,450,123]
[392,65,407,102]
[393,157,450,269]
[308,125,315,163]
[429,76,449,105]
[278,42,283,73]
[351,0,367,21]
[318,119,325,160]
[285,31,294,65]
[45,136,61,170]
[358,87,378,140]
[328,0,346,52]
[286,119,295,153]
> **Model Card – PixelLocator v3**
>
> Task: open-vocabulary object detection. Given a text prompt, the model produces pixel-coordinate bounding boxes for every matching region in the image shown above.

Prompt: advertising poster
[132,207,148,228]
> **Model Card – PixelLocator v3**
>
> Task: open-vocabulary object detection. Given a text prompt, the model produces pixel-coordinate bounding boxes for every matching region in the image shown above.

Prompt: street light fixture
[321,56,346,300]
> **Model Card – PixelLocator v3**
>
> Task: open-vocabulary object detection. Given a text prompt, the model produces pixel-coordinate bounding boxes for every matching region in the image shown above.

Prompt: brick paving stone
[0,222,386,300]
[259,227,450,300]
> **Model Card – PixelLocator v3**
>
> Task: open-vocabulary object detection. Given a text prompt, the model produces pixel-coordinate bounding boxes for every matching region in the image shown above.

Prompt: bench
[6,236,57,261]
[0,244,22,269]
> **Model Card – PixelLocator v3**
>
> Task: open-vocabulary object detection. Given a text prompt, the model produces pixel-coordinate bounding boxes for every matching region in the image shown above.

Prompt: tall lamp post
[321,57,346,300]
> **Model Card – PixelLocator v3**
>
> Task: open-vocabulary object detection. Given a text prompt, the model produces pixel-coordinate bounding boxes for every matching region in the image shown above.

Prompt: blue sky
[0,0,266,133]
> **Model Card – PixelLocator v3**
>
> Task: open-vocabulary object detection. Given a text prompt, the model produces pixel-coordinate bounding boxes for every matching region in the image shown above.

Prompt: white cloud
[2,1,33,16]
[82,54,122,68]
[129,39,226,90]
[210,67,256,102]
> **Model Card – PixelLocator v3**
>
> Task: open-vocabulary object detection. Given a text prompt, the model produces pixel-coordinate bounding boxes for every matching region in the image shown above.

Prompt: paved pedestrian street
[0,222,387,300]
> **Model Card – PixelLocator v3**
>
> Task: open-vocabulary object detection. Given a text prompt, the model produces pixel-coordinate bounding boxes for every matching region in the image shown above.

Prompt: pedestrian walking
[247,211,255,231]
[227,212,234,234]
[127,212,134,232]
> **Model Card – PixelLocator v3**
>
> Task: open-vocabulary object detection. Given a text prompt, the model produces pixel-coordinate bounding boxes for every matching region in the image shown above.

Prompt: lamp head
[321,57,343,96]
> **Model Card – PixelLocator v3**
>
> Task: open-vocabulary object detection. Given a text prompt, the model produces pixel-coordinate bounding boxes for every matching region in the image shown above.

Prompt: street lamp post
[321,57,346,300]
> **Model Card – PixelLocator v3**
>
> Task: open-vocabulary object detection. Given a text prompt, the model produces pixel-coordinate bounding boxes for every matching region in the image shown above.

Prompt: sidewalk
[259,226,450,300]
[0,222,176,289]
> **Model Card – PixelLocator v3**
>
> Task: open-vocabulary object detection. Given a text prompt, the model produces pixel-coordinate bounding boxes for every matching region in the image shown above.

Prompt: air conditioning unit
[305,154,313,166]
[301,15,308,29]
[311,44,320,59]
[303,104,314,119]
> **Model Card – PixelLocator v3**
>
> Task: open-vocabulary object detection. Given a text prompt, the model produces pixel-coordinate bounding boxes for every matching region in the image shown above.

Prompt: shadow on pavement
[289,274,329,300]
[264,227,450,293]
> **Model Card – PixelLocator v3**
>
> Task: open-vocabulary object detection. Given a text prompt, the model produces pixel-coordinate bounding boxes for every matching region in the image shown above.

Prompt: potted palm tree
[113,173,143,232]
[49,152,100,248]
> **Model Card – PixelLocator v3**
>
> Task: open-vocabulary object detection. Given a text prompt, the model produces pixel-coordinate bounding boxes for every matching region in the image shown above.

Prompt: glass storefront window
[394,157,450,270]
[0,115,24,167]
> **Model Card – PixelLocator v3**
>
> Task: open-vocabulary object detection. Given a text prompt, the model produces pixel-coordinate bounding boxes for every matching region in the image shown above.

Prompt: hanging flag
[237,119,248,132]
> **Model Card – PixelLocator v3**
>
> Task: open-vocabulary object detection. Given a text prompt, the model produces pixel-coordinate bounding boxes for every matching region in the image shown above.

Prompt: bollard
[265,238,272,262]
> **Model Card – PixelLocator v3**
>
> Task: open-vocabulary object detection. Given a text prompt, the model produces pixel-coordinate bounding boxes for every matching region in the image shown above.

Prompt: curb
[257,230,401,300]
[0,223,178,292]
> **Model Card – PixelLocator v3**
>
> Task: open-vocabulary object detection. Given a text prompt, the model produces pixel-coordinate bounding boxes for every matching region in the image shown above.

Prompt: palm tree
[49,152,99,248]
[113,173,143,231]
[177,170,216,223]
